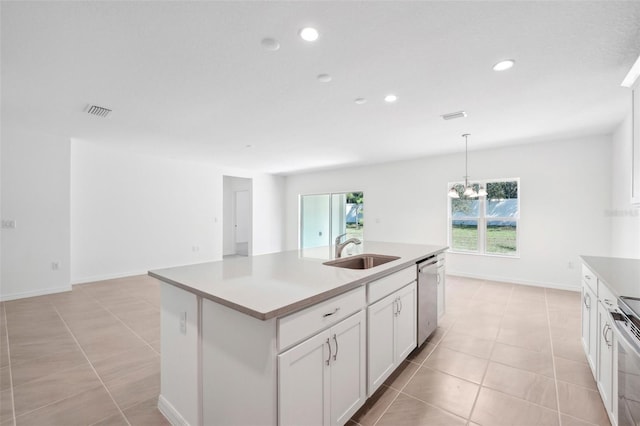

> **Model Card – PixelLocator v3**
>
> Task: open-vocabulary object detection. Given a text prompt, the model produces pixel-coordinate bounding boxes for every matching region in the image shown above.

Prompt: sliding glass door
[300,192,363,249]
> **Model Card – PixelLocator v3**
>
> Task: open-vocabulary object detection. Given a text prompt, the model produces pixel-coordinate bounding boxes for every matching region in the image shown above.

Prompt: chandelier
[448,134,487,198]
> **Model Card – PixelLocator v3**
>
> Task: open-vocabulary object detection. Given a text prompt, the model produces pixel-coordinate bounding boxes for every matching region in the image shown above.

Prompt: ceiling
[2,1,640,175]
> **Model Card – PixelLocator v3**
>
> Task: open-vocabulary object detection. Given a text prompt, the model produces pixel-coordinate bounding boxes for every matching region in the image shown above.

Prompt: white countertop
[580,255,640,299]
[149,241,447,320]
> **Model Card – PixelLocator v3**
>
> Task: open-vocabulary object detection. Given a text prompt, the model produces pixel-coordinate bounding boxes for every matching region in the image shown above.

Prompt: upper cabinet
[623,55,640,206]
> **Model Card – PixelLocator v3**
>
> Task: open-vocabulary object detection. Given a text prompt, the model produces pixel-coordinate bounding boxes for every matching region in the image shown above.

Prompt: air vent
[85,105,112,118]
[441,111,467,120]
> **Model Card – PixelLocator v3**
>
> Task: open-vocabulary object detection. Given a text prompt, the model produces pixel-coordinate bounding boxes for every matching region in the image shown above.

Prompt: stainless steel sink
[323,254,400,269]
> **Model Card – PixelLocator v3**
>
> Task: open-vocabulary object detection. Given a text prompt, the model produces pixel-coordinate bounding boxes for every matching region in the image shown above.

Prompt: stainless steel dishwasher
[417,256,439,346]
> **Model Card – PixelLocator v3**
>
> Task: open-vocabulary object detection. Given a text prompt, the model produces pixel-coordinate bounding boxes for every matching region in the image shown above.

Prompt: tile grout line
[370,308,455,425]
[544,288,564,426]
[49,301,132,426]
[464,281,515,426]
[2,306,16,426]
[75,286,160,356]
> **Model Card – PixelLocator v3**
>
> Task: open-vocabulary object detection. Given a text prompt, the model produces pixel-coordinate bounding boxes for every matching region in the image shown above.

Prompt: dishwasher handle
[418,260,438,272]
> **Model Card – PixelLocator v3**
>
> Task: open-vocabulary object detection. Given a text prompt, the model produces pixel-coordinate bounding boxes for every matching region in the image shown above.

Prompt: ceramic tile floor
[0,275,609,426]
[0,275,166,426]
[350,276,610,426]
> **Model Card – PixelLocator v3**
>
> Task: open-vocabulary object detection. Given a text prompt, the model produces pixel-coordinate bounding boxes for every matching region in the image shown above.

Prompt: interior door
[235,190,250,255]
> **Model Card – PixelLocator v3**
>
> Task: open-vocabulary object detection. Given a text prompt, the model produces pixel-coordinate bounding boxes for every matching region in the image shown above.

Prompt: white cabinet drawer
[368,266,416,304]
[582,264,597,293]
[278,286,365,351]
[598,280,617,310]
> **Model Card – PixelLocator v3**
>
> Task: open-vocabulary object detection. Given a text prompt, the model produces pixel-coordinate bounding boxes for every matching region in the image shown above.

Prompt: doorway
[300,191,364,249]
[223,176,252,257]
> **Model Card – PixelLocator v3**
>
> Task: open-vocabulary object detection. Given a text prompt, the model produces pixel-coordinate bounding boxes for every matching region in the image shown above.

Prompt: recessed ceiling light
[260,38,280,51]
[384,94,398,103]
[441,111,467,120]
[317,74,332,83]
[354,98,367,105]
[299,27,319,42]
[493,59,515,71]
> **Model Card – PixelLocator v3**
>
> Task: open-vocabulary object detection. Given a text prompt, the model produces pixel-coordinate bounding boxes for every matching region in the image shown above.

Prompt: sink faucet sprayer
[335,233,362,258]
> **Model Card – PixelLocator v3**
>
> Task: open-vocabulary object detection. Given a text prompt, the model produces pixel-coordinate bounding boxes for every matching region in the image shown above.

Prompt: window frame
[447,178,520,258]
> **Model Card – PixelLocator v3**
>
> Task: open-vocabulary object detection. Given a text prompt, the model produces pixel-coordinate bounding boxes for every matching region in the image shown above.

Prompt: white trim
[158,394,192,426]
[446,271,579,292]
[71,270,148,285]
[622,55,640,88]
[0,285,72,301]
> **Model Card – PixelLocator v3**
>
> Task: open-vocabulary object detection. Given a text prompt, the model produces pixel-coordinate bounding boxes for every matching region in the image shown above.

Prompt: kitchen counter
[580,255,640,298]
[150,241,447,320]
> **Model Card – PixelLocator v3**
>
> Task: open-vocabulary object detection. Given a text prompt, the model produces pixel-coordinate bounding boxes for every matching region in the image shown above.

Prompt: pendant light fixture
[448,134,487,198]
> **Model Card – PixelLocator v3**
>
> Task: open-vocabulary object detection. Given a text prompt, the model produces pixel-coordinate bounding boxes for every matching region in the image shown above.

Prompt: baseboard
[70,270,148,285]
[157,395,191,426]
[446,271,579,292]
[0,285,72,302]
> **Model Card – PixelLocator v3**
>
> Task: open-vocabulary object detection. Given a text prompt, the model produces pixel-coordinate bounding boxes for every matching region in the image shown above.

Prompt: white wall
[71,141,285,284]
[285,135,613,290]
[1,127,71,300]
[610,112,640,258]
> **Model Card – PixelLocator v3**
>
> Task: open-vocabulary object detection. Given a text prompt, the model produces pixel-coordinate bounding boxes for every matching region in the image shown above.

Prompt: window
[448,179,519,256]
[300,192,363,249]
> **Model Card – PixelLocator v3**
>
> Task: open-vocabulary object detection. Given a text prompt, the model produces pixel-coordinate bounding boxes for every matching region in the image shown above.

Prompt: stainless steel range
[610,296,640,426]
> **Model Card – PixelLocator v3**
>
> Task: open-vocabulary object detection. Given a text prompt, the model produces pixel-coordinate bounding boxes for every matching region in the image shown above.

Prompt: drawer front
[582,264,597,293]
[368,266,417,304]
[278,286,365,351]
[597,280,617,310]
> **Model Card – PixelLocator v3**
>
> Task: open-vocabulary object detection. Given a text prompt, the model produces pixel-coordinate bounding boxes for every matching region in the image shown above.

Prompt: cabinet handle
[325,338,331,365]
[323,307,340,318]
[393,298,398,316]
[585,275,592,280]
[604,323,613,348]
[333,333,339,361]
[583,293,590,309]
[398,297,403,315]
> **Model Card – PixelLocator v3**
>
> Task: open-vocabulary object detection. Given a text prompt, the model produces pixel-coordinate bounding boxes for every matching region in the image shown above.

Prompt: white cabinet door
[597,302,615,414]
[330,311,366,426]
[367,292,397,394]
[279,311,366,426]
[279,330,330,426]
[367,282,417,396]
[581,284,597,375]
[437,265,445,319]
[395,282,417,361]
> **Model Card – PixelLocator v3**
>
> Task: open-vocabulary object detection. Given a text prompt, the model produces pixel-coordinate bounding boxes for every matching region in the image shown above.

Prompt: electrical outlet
[180,312,187,334]
[192,246,200,252]
[51,262,60,270]
[1,219,16,229]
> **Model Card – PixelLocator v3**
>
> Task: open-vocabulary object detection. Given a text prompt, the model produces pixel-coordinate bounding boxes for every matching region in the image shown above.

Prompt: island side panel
[159,282,200,426]
[202,298,278,426]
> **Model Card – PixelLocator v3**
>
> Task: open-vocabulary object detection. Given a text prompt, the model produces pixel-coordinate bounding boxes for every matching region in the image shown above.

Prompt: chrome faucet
[334,233,362,258]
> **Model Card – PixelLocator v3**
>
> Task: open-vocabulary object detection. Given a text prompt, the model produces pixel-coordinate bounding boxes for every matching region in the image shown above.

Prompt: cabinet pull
[584,275,592,280]
[333,333,339,361]
[325,338,331,365]
[398,297,403,315]
[323,307,340,318]
[603,323,613,348]
[583,293,591,309]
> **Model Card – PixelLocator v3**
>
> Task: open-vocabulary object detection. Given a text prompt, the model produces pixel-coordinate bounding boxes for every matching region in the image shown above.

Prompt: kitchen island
[150,241,447,426]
